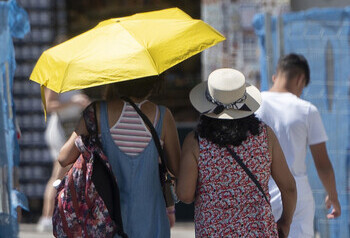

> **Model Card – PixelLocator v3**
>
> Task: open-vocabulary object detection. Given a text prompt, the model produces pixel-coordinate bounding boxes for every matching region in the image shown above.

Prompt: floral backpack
[52,102,128,238]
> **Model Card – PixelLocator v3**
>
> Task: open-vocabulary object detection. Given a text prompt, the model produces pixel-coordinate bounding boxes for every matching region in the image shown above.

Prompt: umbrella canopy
[30,8,225,93]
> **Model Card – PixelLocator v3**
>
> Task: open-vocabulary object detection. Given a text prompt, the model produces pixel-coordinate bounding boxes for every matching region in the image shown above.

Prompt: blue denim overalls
[99,102,170,238]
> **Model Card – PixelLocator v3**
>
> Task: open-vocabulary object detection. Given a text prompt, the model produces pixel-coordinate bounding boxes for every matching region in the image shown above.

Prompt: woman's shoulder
[146,100,169,110]
[146,102,172,118]
[183,131,199,149]
[263,124,278,144]
[257,121,272,135]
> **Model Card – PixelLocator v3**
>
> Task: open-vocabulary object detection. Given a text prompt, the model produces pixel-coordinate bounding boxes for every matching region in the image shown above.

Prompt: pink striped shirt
[110,101,159,156]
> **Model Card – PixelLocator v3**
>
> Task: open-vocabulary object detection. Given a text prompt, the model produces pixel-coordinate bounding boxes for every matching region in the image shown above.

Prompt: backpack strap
[81,101,128,238]
[226,146,269,204]
[82,102,99,139]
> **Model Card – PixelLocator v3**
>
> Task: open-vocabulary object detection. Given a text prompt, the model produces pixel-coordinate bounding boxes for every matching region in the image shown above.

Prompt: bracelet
[166,208,176,214]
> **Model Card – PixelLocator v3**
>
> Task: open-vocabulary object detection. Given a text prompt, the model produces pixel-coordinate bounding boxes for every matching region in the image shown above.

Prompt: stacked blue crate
[0,0,30,236]
[253,7,350,238]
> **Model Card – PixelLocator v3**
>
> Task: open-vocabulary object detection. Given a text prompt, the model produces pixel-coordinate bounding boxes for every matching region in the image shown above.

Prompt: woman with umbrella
[29,8,226,237]
[58,75,181,237]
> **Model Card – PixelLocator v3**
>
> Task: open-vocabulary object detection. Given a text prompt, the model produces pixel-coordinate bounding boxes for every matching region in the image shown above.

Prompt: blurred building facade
[201,0,290,86]
[291,0,350,11]
[201,0,350,87]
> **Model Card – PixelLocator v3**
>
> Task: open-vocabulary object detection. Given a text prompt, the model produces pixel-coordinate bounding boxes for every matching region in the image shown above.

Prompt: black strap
[121,97,168,177]
[82,102,99,139]
[226,146,269,204]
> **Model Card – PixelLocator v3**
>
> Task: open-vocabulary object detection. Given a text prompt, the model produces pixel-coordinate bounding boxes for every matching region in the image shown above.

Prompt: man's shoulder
[294,96,313,107]
[261,91,313,108]
[294,97,319,114]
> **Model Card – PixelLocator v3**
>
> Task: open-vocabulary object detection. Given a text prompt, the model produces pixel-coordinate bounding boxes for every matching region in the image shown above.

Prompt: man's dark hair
[276,53,310,86]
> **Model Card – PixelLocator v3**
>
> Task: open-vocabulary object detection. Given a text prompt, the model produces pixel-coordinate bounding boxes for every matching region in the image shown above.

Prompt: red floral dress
[194,123,278,237]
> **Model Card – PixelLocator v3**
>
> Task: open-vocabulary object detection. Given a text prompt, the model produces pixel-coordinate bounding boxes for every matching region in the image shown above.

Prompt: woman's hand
[277,218,291,238]
[166,206,176,228]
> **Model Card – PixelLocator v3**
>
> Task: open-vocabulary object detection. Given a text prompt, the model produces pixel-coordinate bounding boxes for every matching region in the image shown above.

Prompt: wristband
[166,208,176,214]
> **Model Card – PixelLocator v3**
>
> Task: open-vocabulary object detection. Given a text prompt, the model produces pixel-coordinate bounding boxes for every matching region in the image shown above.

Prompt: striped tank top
[109,100,159,156]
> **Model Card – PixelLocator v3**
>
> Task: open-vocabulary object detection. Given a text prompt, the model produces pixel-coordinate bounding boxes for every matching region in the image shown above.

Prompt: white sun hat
[189,68,261,119]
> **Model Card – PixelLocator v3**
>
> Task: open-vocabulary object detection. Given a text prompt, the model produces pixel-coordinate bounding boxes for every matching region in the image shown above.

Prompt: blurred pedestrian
[36,88,90,232]
[177,68,297,237]
[57,75,181,237]
[255,53,341,238]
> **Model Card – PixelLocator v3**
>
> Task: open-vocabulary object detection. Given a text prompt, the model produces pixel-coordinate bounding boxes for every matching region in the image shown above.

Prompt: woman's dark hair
[196,114,261,146]
[104,75,163,100]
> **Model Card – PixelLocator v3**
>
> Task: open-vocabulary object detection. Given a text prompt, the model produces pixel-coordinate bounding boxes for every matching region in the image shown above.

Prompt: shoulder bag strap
[122,97,177,207]
[226,146,269,204]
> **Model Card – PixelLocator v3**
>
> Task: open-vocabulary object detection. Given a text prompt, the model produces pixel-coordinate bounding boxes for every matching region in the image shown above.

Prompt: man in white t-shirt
[255,53,341,238]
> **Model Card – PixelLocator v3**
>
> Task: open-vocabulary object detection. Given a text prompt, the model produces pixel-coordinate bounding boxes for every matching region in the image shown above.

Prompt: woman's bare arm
[58,115,89,167]
[268,127,297,237]
[176,131,198,204]
[162,108,181,177]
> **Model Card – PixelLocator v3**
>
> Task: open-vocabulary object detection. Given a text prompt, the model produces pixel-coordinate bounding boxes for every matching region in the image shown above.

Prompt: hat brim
[189,81,261,119]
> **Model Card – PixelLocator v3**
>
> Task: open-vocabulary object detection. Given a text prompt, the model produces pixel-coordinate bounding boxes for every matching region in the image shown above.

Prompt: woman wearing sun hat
[177,68,297,237]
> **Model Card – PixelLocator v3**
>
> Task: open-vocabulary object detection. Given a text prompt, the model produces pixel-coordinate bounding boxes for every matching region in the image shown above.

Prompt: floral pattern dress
[194,123,278,237]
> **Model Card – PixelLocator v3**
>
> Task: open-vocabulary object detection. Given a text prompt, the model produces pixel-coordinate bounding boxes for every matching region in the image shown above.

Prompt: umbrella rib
[59,60,71,93]
[117,22,159,74]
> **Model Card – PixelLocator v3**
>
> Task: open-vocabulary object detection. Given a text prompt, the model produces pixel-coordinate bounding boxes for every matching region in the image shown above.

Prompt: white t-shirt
[256,91,328,233]
[256,91,328,177]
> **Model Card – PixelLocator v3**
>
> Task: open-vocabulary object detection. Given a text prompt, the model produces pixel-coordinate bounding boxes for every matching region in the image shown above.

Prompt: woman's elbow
[57,146,73,167]
[289,177,297,194]
[58,154,69,167]
[281,177,297,198]
[169,166,179,178]
[176,189,194,204]
[178,196,194,204]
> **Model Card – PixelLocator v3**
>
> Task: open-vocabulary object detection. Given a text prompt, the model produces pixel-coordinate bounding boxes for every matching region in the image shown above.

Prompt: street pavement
[19,222,195,238]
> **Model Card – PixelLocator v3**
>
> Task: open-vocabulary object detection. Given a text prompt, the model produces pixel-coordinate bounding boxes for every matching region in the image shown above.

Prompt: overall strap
[155,105,165,134]
[226,146,269,204]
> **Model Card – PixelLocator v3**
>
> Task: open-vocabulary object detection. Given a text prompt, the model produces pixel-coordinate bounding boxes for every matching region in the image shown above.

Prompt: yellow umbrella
[30,8,225,117]
[30,8,224,92]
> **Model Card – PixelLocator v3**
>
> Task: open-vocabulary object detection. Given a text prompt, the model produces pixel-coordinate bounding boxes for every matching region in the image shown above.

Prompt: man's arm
[310,142,341,219]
